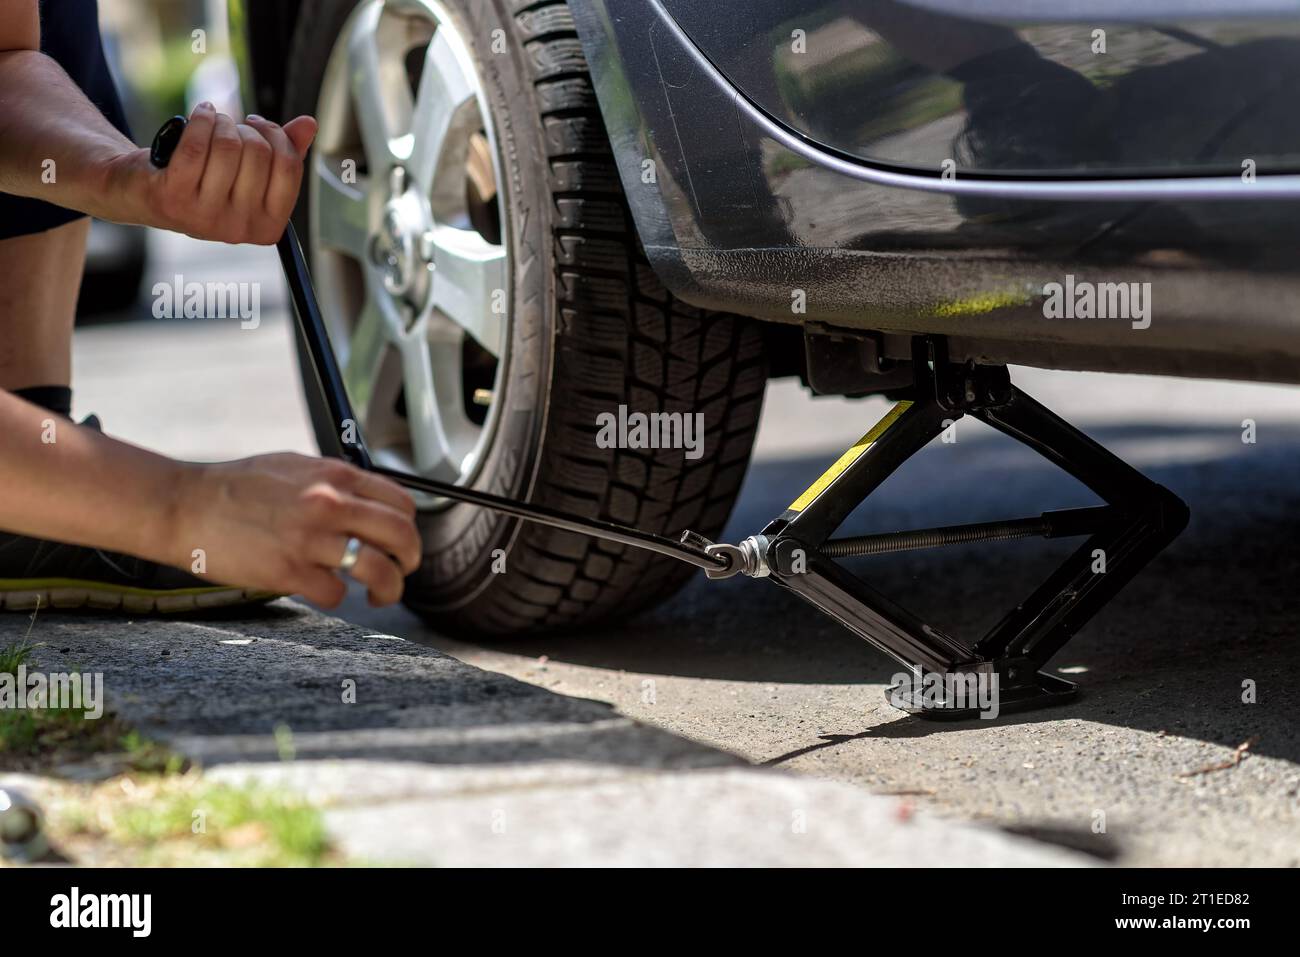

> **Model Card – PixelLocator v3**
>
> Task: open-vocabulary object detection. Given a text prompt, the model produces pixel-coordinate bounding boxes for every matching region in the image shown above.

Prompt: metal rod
[370,465,727,571]
[277,225,371,470]
[822,507,1114,558]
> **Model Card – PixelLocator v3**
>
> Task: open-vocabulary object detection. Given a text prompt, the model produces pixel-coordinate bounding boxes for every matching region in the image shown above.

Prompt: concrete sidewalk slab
[1,601,1095,866]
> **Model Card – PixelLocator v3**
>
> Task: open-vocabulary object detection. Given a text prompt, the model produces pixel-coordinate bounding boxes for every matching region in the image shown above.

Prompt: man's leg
[0,218,90,411]
[0,0,127,410]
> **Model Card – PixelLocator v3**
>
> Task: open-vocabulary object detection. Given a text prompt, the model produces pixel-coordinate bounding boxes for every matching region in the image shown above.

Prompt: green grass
[2,640,333,867]
[0,640,184,773]
[45,774,338,867]
[0,639,35,675]
[110,782,332,867]
[0,639,96,762]
[119,730,188,776]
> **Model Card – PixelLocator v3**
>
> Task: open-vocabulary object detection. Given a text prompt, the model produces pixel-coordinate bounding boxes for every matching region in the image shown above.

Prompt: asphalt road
[75,232,1300,866]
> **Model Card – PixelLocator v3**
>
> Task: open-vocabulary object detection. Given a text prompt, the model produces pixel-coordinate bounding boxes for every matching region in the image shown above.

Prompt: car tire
[283,0,766,635]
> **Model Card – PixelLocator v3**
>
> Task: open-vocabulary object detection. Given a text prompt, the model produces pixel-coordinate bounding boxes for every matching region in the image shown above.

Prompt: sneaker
[0,537,278,613]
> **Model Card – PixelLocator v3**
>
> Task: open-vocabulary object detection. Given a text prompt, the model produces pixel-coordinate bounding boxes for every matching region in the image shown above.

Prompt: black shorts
[0,0,133,240]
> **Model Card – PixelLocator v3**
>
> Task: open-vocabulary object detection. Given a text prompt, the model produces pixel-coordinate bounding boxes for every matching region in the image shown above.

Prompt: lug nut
[419,230,437,268]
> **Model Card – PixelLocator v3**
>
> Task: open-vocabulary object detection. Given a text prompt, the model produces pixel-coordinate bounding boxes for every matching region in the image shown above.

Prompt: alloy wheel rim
[310,0,510,501]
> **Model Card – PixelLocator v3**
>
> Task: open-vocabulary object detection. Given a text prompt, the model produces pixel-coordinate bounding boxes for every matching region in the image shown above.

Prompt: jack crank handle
[148,115,189,169]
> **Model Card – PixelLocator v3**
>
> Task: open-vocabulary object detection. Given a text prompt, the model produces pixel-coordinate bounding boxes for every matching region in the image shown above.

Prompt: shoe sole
[0,578,280,614]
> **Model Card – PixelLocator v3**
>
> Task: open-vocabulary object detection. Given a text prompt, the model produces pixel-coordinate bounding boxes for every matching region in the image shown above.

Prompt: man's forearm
[0,4,317,246]
[0,49,144,223]
[0,390,187,566]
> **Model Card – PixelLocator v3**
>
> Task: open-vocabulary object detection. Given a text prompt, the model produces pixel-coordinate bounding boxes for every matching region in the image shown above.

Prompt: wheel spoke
[343,299,393,423]
[347,1,411,167]
[408,27,477,190]
[430,225,507,357]
[314,155,370,260]
[396,328,455,478]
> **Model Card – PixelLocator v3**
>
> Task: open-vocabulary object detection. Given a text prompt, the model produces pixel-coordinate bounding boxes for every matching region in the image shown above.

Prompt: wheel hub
[370,166,434,315]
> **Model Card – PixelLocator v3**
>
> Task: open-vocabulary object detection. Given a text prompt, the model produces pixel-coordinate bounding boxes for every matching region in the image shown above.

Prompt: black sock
[13,385,73,418]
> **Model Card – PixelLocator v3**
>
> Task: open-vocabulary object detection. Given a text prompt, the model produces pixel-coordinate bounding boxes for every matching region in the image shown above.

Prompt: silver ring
[338,536,363,573]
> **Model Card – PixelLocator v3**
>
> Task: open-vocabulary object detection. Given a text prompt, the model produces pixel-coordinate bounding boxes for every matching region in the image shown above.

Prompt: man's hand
[172,454,423,608]
[111,102,317,245]
[0,45,316,241]
[0,389,422,610]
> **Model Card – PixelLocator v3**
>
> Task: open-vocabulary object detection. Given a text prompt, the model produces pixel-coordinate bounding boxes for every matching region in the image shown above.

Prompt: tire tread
[455,1,765,633]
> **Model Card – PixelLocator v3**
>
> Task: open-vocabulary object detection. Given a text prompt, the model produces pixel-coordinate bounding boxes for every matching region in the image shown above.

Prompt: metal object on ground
[0,787,49,863]
[151,119,1189,720]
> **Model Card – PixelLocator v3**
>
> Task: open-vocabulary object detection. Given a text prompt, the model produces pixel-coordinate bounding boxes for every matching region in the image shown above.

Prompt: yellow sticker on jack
[787,400,913,513]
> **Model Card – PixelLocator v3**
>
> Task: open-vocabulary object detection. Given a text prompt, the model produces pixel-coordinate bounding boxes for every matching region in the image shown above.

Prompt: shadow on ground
[381,419,1300,768]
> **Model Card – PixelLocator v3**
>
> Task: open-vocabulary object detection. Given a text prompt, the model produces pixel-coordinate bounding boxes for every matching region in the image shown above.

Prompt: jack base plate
[886,672,1078,721]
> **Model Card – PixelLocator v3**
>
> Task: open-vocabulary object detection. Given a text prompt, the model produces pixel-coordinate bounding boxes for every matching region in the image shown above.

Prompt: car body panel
[660,0,1300,177]
[569,0,1300,382]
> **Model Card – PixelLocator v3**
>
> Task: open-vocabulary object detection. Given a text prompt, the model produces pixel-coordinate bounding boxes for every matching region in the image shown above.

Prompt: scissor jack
[148,118,1187,719]
[688,338,1189,717]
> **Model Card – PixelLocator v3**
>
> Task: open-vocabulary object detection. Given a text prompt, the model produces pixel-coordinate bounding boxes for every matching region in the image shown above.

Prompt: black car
[232,0,1300,636]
